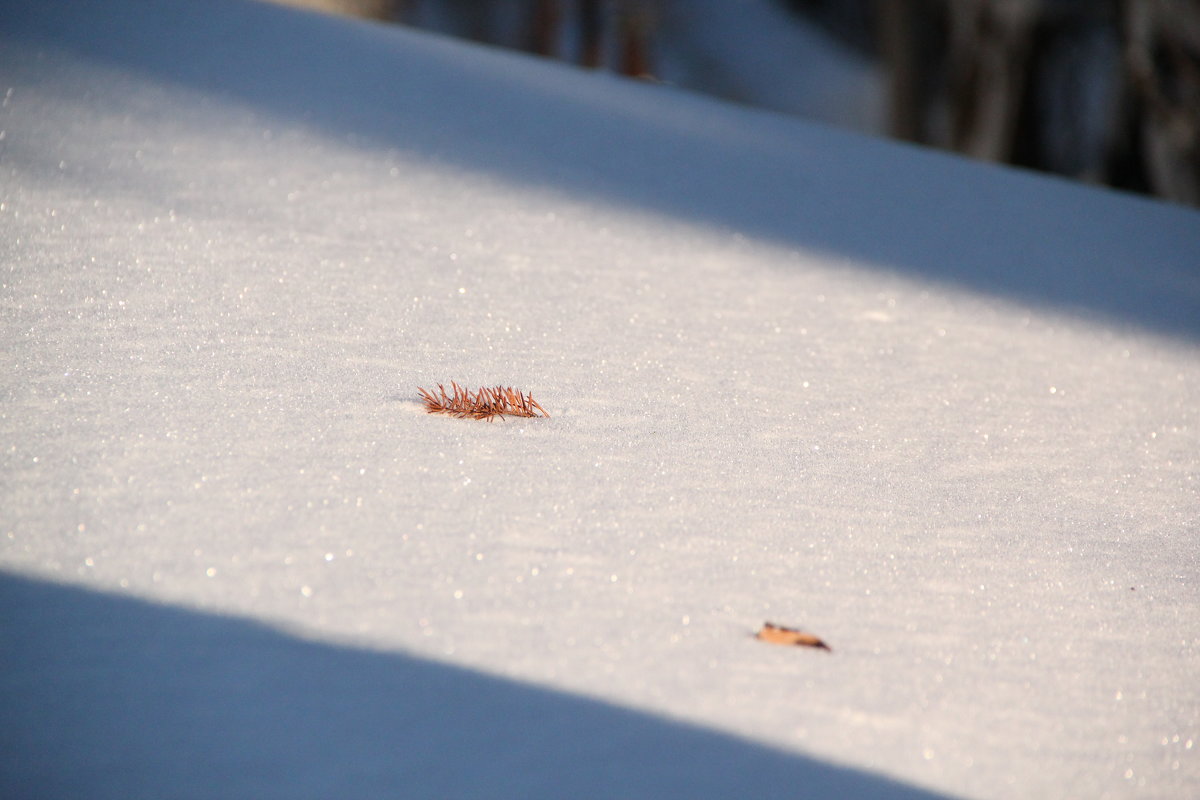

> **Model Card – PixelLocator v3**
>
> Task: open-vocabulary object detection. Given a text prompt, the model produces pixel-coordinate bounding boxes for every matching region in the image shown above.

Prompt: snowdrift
[2,1,1198,797]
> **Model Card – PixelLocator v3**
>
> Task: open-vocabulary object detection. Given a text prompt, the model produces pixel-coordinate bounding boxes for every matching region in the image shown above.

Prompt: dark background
[276,0,1200,208]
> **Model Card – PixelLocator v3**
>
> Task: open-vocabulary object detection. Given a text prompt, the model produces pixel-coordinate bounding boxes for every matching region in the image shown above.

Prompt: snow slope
[2,0,1199,798]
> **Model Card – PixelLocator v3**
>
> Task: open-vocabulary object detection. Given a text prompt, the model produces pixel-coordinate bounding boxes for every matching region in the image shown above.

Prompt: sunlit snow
[2,1,1198,798]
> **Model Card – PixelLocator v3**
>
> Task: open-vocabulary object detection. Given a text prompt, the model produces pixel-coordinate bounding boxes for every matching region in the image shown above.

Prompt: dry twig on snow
[418,382,549,422]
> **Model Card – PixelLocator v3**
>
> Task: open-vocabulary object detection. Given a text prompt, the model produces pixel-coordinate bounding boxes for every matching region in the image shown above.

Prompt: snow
[2,0,1199,798]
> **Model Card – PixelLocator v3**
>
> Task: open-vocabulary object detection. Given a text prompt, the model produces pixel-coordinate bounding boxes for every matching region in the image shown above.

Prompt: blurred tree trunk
[528,0,562,57]
[617,2,656,78]
[944,0,1039,162]
[579,0,605,67]
[878,0,941,142]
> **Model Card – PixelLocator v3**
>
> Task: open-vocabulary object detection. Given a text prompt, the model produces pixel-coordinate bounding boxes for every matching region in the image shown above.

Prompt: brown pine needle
[418,382,550,422]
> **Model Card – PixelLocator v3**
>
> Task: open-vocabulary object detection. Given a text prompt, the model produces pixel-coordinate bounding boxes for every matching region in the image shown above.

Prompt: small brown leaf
[755,621,831,651]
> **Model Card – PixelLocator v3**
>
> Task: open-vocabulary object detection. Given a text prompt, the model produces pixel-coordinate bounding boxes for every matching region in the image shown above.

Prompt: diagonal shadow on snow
[0,571,958,800]
[2,0,1198,341]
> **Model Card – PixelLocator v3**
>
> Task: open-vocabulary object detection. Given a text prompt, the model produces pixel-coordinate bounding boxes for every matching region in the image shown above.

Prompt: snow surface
[2,0,1199,798]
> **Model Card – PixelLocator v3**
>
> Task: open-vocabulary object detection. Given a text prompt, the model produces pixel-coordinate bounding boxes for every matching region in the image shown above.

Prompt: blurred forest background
[269,0,1200,207]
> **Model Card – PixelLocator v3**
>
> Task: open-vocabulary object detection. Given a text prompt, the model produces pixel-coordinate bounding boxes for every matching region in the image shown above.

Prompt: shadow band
[0,571,955,799]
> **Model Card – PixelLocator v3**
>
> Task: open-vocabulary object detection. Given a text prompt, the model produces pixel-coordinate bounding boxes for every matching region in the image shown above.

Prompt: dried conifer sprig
[418,382,549,421]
